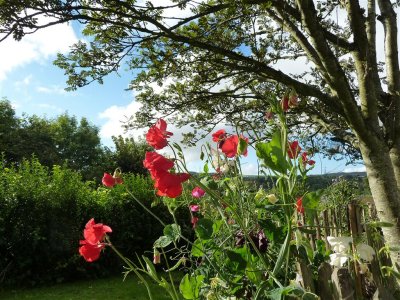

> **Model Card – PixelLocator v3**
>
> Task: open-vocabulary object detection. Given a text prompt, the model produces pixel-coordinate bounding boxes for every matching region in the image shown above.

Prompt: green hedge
[0,158,187,286]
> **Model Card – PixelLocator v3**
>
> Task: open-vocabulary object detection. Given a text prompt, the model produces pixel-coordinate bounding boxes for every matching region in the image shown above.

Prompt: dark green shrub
[0,158,186,286]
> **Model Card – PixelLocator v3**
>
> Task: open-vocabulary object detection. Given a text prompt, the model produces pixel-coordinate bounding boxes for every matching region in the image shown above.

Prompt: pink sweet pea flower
[191,216,199,228]
[192,187,205,198]
[190,204,200,212]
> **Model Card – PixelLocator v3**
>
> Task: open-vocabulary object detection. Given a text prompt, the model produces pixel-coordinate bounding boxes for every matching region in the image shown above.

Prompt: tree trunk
[390,146,400,191]
[359,138,400,267]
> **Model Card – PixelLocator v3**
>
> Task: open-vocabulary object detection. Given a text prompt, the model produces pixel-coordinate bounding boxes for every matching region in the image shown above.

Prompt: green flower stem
[124,187,167,227]
[106,237,154,300]
[126,181,230,284]
[161,248,180,300]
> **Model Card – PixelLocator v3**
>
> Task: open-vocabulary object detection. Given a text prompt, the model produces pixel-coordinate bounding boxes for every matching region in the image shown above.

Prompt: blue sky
[0,17,364,175]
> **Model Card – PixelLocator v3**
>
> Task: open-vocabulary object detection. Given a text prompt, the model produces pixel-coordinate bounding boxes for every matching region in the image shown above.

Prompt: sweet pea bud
[254,189,267,202]
[113,168,123,184]
[265,111,274,121]
[153,249,161,264]
[288,90,298,108]
[237,136,248,157]
[281,93,290,112]
[267,194,278,204]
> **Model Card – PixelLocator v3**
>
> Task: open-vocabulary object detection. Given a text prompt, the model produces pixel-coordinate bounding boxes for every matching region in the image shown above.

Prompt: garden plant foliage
[0,158,175,286]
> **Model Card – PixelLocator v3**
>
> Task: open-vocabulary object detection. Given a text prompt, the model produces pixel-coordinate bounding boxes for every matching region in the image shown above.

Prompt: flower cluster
[144,119,190,198]
[212,129,249,158]
[145,119,173,150]
[102,171,123,187]
[79,218,112,262]
[287,141,315,167]
[281,90,298,112]
[189,187,205,227]
[327,236,375,271]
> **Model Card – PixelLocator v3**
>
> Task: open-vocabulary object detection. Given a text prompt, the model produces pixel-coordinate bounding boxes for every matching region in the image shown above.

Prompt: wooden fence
[296,196,399,299]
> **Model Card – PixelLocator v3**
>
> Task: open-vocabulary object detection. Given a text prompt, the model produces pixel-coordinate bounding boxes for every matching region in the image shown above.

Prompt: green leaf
[298,227,316,235]
[246,265,262,284]
[191,239,205,257]
[212,219,223,235]
[195,218,213,240]
[302,190,323,210]
[255,131,288,174]
[267,286,303,300]
[153,236,172,248]
[203,162,209,173]
[179,274,205,299]
[200,150,204,160]
[238,136,248,156]
[172,142,183,152]
[163,224,181,242]
[225,249,247,272]
[142,256,159,280]
[200,177,218,190]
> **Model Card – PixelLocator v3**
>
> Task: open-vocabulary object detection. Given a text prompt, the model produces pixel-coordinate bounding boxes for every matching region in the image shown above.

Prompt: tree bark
[359,137,400,267]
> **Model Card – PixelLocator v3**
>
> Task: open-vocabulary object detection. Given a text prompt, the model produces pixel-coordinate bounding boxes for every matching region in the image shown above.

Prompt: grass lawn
[0,275,173,300]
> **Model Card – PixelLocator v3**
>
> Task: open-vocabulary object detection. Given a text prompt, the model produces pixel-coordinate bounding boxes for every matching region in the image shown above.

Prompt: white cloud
[0,15,78,81]
[10,101,21,109]
[140,0,194,26]
[240,162,259,176]
[99,100,146,143]
[343,165,366,173]
[36,85,67,95]
[14,74,33,87]
[99,100,233,165]
[36,103,62,112]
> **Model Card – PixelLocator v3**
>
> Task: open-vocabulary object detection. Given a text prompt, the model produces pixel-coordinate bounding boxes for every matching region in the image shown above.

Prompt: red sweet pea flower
[154,172,191,198]
[83,218,112,245]
[281,95,289,112]
[296,197,305,214]
[144,151,190,198]
[192,187,205,198]
[288,141,302,159]
[145,119,173,150]
[301,152,316,167]
[220,135,248,158]
[212,129,227,142]
[102,172,123,187]
[102,173,115,187]
[79,240,105,262]
[79,218,111,262]
[143,152,174,178]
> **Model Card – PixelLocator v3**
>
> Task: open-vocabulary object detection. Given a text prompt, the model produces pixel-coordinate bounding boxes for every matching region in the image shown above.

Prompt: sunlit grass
[0,275,172,300]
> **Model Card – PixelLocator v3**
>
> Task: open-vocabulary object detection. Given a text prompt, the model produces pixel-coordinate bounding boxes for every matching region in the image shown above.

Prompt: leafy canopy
[0,1,397,160]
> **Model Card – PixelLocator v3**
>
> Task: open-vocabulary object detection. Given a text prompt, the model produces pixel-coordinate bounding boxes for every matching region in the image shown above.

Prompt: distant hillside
[243,172,368,191]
